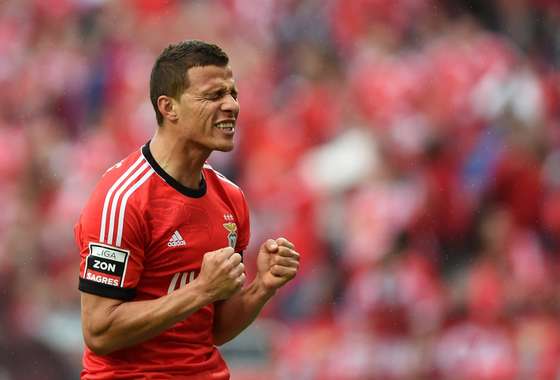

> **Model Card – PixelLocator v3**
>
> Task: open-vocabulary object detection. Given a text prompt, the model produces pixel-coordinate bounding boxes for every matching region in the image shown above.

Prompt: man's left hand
[255,237,300,292]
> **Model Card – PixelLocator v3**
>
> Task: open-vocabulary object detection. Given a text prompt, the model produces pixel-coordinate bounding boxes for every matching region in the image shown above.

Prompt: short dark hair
[150,40,229,125]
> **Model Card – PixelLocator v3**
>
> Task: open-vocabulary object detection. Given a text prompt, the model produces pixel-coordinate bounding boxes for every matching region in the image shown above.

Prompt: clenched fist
[194,247,246,302]
[256,237,300,292]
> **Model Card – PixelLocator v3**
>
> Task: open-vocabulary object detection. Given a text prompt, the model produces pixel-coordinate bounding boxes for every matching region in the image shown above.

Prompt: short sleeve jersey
[75,143,250,380]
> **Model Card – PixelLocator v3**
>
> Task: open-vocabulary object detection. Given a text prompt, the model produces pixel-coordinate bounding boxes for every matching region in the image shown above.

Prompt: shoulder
[203,163,240,188]
[80,149,155,239]
[203,163,244,195]
[101,149,153,187]
[203,163,248,210]
[91,150,154,205]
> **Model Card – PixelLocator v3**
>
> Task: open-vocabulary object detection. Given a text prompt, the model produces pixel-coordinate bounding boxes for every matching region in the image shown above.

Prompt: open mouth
[214,121,235,134]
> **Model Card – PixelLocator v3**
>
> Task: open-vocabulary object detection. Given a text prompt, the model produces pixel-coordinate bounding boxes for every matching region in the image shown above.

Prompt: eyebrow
[207,83,235,91]
[203,85,238,95]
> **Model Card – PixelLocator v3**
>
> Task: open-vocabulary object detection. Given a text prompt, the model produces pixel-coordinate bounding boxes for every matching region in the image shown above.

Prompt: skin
[81,64,300,355]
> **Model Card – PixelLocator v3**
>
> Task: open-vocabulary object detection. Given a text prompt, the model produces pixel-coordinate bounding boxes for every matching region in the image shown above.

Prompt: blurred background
[1,0,560,378]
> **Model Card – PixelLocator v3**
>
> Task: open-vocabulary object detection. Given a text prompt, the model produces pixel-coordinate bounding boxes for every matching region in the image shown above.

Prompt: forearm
[82,281,211,355]
[212,279,275,345]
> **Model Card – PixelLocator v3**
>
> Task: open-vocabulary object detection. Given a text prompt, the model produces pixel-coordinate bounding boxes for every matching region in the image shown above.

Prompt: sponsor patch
[85,270,121,287]
[83,243,129,287]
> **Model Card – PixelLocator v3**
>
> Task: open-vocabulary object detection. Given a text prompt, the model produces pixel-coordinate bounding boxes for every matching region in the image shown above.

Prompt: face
[173,65,239,153]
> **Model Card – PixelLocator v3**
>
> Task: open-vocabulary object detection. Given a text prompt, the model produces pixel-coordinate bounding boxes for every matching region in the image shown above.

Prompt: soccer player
[75,40,300,379]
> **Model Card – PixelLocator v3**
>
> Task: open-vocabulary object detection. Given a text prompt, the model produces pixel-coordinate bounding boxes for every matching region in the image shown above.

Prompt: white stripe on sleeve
[99,156,144,243]
[107,163,150,245]
[115,169,154,248]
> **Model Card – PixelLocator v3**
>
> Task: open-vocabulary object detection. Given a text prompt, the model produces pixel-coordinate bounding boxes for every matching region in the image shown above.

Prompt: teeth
[215,122,234,129]
[215,122,235,132]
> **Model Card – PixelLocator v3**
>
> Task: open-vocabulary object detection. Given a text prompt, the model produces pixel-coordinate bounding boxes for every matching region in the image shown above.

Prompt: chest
[144,192,240,275]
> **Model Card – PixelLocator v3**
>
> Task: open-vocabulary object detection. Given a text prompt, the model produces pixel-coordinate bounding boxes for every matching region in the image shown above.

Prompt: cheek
[194,104,214,120]
[183,107,212,129]
[203,106,220,124]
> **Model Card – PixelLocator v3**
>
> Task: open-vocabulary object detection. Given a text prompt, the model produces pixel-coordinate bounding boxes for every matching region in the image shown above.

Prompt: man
[75,40,300,379]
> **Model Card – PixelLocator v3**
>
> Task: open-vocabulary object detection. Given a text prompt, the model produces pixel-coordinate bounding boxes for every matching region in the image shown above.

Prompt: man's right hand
[195,247,246,302]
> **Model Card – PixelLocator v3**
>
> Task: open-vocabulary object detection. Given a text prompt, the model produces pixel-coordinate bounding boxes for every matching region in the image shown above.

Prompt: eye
[205,89,238,101]
[206,92,222,101]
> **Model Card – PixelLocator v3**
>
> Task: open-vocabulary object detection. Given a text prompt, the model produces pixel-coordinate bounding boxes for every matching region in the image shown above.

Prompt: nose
[221,94,239,117]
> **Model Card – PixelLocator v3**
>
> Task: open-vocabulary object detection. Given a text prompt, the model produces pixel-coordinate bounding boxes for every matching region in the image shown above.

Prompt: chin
[215,145,234,152]
[212,142,235,152]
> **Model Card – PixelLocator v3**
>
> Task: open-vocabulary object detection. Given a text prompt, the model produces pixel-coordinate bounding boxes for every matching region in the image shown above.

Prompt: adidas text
[168,240,186,247]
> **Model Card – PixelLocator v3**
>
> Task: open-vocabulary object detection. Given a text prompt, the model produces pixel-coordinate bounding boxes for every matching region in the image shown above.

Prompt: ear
[157,95,179,122]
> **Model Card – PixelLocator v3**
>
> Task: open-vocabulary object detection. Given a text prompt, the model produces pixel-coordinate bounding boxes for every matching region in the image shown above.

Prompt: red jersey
[75,143,250,379]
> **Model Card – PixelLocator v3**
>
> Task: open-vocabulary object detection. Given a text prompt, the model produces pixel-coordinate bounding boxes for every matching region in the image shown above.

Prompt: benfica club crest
[223,222,238,248]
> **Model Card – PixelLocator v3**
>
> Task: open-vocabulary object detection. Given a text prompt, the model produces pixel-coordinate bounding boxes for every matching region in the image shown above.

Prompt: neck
[149,129,210,189]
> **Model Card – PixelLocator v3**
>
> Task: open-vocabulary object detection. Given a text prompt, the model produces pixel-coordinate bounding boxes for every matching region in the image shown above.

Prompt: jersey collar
[142,142,207,198]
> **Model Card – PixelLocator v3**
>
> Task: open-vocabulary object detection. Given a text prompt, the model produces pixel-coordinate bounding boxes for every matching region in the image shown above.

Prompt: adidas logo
[168,230,186,247]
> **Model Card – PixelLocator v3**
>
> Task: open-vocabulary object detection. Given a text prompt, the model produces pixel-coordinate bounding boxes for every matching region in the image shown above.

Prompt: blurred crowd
[1,0,560,379]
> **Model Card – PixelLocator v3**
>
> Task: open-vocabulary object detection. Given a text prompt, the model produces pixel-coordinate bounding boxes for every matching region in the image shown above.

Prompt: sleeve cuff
[79,277,136,301]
